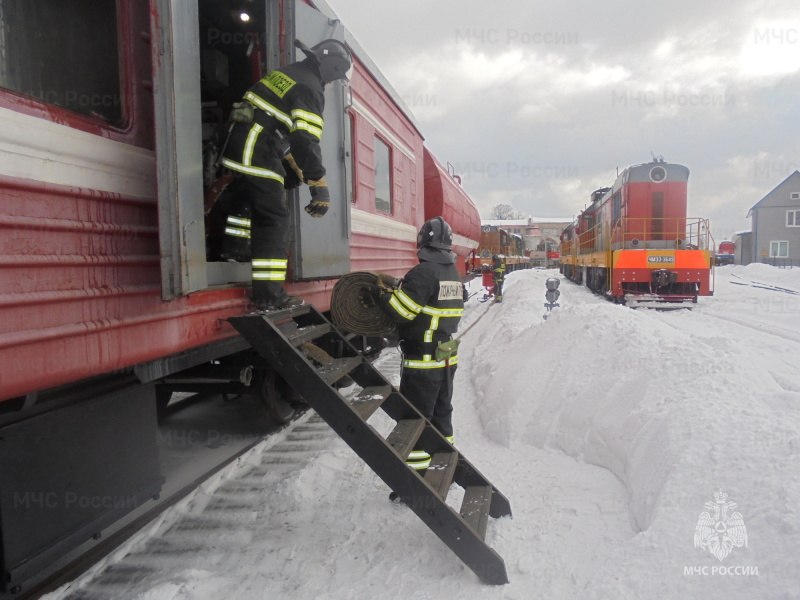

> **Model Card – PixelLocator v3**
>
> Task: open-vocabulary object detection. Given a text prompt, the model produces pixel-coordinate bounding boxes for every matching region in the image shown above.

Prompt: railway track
[9,392,292,600]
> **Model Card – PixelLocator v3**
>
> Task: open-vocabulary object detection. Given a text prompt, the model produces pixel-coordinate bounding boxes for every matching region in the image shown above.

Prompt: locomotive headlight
[649,166,667,183]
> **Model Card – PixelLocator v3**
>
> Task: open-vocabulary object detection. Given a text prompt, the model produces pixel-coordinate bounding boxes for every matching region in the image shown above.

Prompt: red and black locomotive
[559,159,715,304]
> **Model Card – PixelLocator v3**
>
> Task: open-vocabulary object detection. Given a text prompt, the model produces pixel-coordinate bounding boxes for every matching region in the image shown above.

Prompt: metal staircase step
[385,419,425,460]
[317,356,363,385]
[424,451,459,500]
[460,485,493,539]
[350,385,391,420]
[287,323,331,347]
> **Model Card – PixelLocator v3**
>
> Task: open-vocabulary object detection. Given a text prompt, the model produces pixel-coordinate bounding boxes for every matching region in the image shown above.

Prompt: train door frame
[150,0,284,299]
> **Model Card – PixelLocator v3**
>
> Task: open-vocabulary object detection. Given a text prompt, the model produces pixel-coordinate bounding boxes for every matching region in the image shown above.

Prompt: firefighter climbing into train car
[374,217,464,476]
[492,254,506,303]
[219,39,352,310]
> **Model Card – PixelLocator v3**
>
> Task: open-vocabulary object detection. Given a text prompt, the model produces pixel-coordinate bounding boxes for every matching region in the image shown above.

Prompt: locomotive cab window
[374,136,393,214]
[0,0,123,125]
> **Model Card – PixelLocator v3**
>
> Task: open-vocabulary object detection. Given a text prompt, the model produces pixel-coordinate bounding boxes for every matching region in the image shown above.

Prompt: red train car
[0,0,480,591]
[559,160,714,303]
[423,148,481,278]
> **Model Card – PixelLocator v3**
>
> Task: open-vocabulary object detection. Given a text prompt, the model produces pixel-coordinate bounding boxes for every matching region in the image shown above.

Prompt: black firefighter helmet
[417,217,455,264]
[295,38,352,83]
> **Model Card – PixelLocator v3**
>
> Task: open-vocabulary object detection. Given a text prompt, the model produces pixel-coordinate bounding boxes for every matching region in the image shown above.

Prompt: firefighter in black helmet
[220,39,352,310]
[492,254,505,302]
[376,217,464,471]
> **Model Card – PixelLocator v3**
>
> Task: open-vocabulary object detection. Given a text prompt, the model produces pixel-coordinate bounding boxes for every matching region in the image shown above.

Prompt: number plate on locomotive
[648,256,675,263]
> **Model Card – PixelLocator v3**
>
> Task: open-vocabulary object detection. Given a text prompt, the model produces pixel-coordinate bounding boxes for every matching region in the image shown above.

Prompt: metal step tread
[317,356,363,385]
[424,451,459,500]
[349,385,391,420]
[460,485,494,539]
[385,418,426,460]
[287,323,332,347]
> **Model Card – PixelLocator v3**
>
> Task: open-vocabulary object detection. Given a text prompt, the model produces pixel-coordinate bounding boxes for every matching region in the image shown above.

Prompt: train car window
[612,190,622,224]
[374,136,392,213]
[0,0,122,125]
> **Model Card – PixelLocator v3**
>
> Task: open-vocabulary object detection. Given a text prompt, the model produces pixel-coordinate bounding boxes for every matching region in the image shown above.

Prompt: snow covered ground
[45,264,800,600]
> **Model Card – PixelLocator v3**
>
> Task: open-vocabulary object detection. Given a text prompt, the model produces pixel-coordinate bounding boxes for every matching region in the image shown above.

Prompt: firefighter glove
[230,101,254,123]
[305,178,330,218]
[376,273,398,293]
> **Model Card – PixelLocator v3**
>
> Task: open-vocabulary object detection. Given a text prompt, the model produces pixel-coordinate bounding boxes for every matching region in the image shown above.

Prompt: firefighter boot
[253,281,303,311]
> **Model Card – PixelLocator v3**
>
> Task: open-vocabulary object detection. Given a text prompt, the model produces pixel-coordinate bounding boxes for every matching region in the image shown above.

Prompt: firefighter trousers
[399,362,457,438]
[229,170,291,304]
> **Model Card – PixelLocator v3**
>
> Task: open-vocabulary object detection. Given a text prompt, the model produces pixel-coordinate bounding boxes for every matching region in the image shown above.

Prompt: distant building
[482,217,571,267]
[742,171,800,266]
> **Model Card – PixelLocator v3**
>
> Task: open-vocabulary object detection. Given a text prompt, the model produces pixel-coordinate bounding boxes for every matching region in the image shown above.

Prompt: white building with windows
[739,171,800,267]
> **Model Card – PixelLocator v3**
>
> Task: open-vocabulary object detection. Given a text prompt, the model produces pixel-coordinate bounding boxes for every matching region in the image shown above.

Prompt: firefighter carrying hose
[375,217,464,474]
[220,39,352,310]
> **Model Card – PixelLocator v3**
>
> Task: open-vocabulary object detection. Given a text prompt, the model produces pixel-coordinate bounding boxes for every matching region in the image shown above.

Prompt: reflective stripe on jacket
[381,255,464,369]
[223,58,326,182]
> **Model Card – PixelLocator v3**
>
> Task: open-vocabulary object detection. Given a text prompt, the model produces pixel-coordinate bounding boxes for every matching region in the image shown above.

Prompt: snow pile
[468,268,800,598]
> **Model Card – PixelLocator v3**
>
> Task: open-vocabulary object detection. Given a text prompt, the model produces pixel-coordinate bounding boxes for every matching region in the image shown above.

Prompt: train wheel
[258,370,299,424]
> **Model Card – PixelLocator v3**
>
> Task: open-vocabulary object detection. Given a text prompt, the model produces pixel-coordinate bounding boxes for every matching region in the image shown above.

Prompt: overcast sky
[324,0,799,239]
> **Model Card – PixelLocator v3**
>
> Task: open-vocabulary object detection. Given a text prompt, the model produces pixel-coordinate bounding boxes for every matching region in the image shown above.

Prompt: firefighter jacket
[380,252,464,369]
[222,58,326,183]
[492,260,505,282]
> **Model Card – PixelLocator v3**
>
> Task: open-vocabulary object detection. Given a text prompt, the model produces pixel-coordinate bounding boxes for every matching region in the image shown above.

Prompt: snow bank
[468,268,800,598]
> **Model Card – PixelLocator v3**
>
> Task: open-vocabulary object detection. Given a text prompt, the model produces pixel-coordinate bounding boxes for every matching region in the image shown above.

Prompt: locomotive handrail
[561,217,714,258]
[608,217,712,251]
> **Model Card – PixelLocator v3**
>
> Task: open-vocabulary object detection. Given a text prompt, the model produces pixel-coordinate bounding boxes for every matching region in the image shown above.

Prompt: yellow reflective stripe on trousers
[226,216,251,227]
[408,449,430,460]
[252,259,288,269]
[407,457,431,470]
[252,258,287,281]
[224,227,251,239]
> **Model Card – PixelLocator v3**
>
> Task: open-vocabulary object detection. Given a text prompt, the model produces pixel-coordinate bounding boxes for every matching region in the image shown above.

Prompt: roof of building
[748,170,800,216]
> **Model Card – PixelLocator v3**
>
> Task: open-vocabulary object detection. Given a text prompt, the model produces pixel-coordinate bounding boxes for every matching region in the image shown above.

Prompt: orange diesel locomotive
[559,160,714,304]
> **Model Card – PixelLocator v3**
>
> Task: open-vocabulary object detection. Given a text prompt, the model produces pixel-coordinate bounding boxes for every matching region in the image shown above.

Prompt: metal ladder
[228,305,511,585]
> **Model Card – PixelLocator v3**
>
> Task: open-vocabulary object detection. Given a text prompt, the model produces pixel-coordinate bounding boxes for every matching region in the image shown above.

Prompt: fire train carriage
[0,0,481,591]
[559,160,714,303]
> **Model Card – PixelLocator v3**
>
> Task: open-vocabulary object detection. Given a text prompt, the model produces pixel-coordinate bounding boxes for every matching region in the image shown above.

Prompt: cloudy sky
[324,0,799,239]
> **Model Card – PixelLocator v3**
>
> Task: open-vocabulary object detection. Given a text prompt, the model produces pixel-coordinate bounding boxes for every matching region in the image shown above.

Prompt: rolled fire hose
[330,271,398,336]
